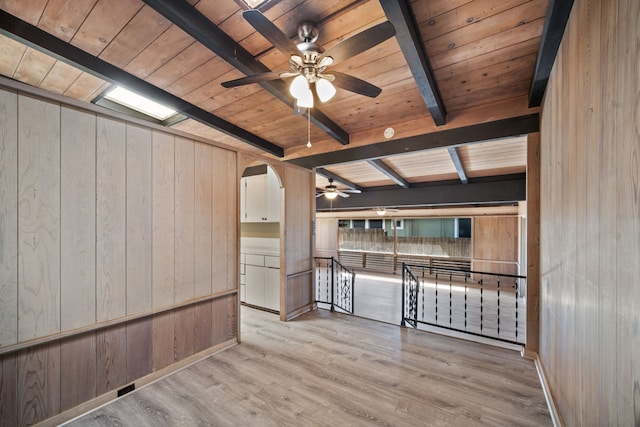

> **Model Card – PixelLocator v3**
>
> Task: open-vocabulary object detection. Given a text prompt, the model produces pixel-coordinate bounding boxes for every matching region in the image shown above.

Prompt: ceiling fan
[221,10,396,108]
[316,178,362,199]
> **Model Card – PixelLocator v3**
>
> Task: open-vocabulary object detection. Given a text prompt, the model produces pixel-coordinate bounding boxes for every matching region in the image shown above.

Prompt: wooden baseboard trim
[41,338,237,427]
[533,353,563,427]
[284,303,314,321]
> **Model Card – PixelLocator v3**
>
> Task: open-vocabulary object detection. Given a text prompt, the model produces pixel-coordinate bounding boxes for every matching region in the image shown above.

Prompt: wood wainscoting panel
[194,300,213,354]
[174,305,195,362]
[95,323,127,396]
[126,317,152,383]
[17,94,61,341]
[151,131,175,308]
[174,137,195,302]
[125,124,152,314]
[152,311,175,371]
[96,116,126,322]
[60,106,96,331]
[60,334,97,412]
[0,88,18,346]
[473,215,519,263]
[212,295,237,346]
[194,143,212,297]
[17,342,60,426]
[0,353,18,426]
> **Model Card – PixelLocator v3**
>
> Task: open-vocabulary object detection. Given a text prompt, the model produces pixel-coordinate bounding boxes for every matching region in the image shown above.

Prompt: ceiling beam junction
[288,113,539,169]
[0,9,284,157]
[380,0,446,125]
[528,0,575,107]
[142,0,350,146]
[316,174,526,210]
[315,168,363,191]
[447,147,468,184]
[367,159,410,188]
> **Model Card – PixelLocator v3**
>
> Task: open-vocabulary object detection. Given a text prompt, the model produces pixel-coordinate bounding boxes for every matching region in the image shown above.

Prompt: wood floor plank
[70,307,550,426]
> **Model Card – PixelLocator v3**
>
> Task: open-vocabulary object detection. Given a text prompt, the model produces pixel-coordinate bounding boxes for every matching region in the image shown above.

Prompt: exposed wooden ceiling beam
[447,147,468,184]
[528,0,574,107]
[316,174,526,210]
[289,113,539,169]
[0,9,285,157]
[142,0,349,146]
[315,168,363,191]
[380,0,446,126]
[367,159,410,188]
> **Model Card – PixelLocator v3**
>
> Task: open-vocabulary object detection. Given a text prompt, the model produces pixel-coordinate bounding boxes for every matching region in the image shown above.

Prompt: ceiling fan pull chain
[306,108,312,148]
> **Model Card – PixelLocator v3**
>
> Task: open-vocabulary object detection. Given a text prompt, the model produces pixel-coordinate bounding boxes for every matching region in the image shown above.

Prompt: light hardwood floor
[67,306,550,426]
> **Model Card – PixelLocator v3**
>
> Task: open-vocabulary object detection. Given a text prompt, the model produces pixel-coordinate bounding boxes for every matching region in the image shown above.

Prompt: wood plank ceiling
[0,0,563,210]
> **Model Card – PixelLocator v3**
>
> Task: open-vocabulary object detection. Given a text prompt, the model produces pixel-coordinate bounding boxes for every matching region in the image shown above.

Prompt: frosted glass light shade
[289,75,309,99]
[316,78,336,102]
[297,88,314,108]
[324,191,338,200]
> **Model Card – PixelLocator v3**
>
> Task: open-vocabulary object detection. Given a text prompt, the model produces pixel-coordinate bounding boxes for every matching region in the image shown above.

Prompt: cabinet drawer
[264,255,279,268]
[245,254,264,266]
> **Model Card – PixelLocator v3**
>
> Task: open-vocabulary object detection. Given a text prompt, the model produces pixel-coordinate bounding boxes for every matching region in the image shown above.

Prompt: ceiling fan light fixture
[316,78,336,102]
[376,208,387,216]
[290,75,309,99]
[324,191,338,200]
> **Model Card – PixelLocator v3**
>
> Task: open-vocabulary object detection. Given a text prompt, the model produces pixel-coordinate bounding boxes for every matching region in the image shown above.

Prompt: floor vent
[117,383,135,397]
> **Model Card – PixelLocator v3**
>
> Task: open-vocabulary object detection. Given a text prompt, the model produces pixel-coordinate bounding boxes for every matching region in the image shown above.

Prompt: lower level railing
[315,257,355,313]
[402,263,526,345]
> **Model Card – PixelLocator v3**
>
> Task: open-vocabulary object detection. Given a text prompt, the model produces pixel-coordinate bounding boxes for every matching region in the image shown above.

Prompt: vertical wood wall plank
[96,324,127,395]
[17,95,61,340]
[174,137,194,302]
[194,301,212,353]
[96,117,126,322]
[211,147,231,294]
[17,343,60,426]
[0,354,17,427]
[194,143,212,297]
[0,88,18,346]
[152,131,175,308]
[226,151,238,291]
[60,334,96,411]
[126,124,152,314]
[126,317,152,383]
[152,311,174,370]
[174,305,195,361]
[60,106,96,330]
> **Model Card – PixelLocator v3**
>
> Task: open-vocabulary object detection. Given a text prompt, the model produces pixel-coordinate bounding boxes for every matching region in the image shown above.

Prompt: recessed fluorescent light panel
[105,86,177,120]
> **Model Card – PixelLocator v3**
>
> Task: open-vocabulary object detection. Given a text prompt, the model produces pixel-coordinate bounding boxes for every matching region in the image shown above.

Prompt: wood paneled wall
[282,165,314,320]
[315,218,338,258]
[539,0,640,424]
[0,86,238,425]
[472,215,520,276]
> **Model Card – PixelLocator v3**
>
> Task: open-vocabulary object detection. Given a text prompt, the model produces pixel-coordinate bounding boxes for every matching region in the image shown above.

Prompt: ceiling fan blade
[337,191,351,198]
[242,9,300,56]
[331,72,382,98]
[221,71,287,88]
[319,21,396,65]
[341,188,362,194]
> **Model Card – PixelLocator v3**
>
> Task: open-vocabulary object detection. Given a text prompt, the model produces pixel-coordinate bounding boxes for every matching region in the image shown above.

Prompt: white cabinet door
[243,174,266,222]
[264,267,280,311]
[245,264,264,306]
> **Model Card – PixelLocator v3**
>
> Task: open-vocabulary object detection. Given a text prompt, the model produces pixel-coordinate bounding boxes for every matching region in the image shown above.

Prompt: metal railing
[315,257,355,313]
[402,263,526,345]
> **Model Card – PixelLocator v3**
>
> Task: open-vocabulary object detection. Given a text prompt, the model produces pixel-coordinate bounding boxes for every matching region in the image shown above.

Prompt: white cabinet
[241,167,281,222]
[242,252,280,312]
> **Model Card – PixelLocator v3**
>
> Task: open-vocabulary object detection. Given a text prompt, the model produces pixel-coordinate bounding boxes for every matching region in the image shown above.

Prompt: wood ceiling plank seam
[419,0,533,42]
[40,60,84,95]
[14,46,57,87]
[412,0,475,23]
[380,0,447,126]
[37,0,99,43]
[0,34,28,78]
[0,9,285,157]
[1,0,49,26]
[428,17,545,70]
[145,42,215,89]
[445,78,531,111]
[425,0,548,57]
[315,167,363,191]
[141,0,350,146]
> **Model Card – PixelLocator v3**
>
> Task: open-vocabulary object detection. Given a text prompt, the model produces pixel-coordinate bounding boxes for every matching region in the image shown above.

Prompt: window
[368,219,384,229]
[338,219,351,228]
[352,219,366,229]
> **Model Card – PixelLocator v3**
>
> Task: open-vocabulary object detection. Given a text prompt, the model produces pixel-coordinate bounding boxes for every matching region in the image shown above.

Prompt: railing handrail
[316,256,357,277]
[404,263,526,280]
